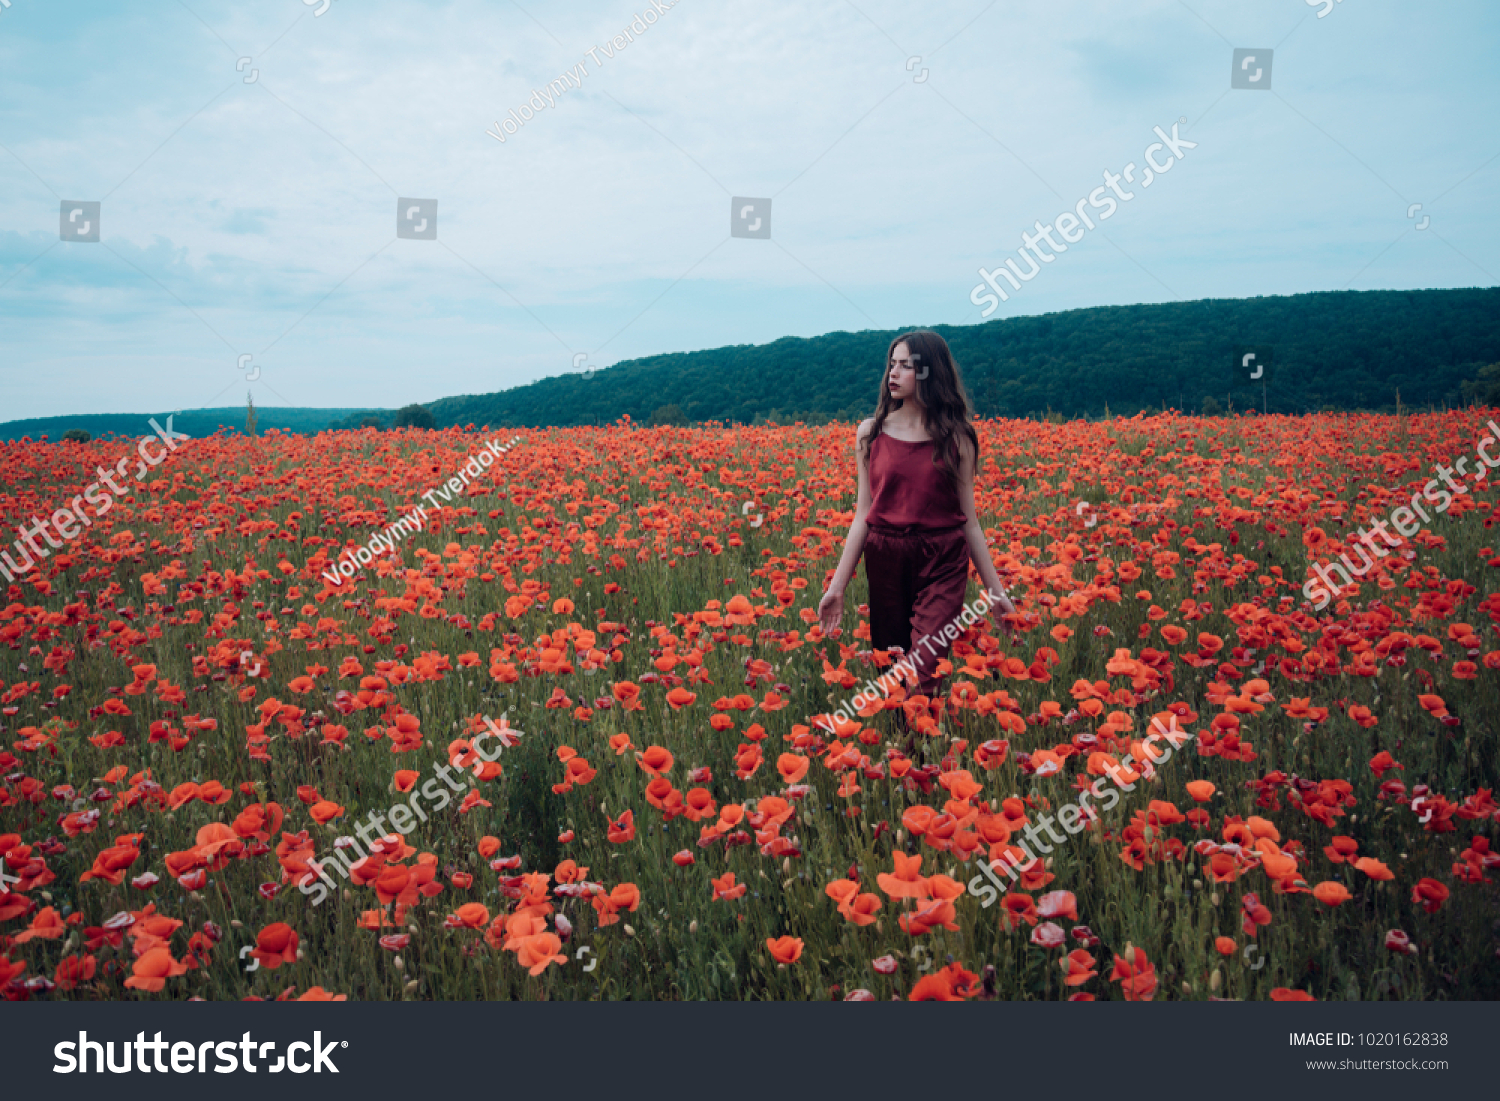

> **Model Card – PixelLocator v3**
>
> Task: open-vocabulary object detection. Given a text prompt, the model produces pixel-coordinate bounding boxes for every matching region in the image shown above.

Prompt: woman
[817,330,1017,718]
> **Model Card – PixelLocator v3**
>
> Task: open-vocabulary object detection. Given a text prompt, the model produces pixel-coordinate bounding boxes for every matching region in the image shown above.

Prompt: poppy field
[1,410,1498,1002]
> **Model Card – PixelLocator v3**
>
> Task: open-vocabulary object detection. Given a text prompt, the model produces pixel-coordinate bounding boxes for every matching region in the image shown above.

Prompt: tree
[1200,396,1223,416]
[62,429,91,443]
[648,403,688,426]
[246,393,258,437]
[1461,362,1500,407]
[394,404,435,429]
[359,415,385,430]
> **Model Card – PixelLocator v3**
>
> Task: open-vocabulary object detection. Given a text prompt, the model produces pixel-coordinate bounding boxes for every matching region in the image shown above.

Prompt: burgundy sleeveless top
[865,432,968,531]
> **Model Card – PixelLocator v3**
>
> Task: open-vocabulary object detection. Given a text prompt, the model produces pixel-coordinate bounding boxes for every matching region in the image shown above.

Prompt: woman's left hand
[987,587,1020,643]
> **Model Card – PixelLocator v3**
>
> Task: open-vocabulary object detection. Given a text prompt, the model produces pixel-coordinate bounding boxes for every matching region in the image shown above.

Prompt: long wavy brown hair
[859,330,977,488]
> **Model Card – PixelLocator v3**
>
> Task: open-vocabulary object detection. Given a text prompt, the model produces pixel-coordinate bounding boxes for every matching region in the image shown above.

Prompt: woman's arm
[956,432,1018,625]
[817,419,875,635]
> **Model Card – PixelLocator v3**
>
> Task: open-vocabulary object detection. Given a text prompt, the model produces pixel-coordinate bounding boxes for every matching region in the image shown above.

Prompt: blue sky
[1,0,1496,421]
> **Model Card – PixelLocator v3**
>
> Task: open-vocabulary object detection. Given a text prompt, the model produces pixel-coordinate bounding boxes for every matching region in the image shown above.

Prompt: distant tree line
[326,404,434,431]
[421,287,1500,428]
[11,288,1498,442]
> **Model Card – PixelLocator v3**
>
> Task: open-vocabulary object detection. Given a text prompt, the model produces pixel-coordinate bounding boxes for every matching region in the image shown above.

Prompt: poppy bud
[689,920,698,934]
[393,956,404,971]
[1210,969,1221,992]
[623,924,635,937]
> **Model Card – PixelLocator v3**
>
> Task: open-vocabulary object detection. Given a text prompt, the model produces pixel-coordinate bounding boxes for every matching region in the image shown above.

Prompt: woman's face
[887,342,922,403]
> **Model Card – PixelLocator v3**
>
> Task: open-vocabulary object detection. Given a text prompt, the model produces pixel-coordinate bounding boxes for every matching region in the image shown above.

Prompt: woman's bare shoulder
[855,417,876,441]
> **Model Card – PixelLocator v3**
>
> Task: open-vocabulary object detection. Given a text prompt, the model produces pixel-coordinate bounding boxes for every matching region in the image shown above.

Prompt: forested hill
[426,287,1500,427]
[6,287,1497,440]
[0,406,384,443]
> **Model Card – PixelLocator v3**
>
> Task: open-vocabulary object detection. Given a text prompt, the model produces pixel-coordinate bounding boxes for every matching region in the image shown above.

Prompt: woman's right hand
[817,588,845,637]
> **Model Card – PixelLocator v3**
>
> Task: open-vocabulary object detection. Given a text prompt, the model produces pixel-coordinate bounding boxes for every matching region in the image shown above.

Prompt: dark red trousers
[864,522,972,699]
